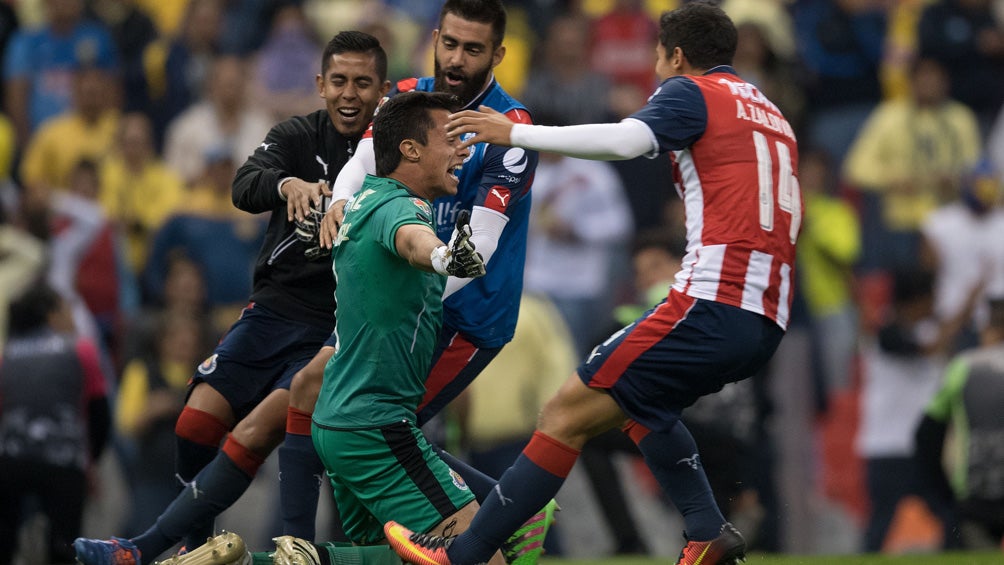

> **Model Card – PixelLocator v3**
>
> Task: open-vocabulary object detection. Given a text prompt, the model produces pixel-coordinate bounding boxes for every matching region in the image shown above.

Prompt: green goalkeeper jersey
[314,175,445,429]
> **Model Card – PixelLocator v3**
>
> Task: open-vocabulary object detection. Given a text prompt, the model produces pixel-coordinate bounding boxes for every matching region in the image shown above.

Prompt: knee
[289,364,324,411]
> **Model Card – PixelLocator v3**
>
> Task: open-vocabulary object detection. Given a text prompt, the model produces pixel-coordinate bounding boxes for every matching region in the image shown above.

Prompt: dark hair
[439,0,507,48]
[7,281,62,337]
[658,1,737,70]
[373,91,460,177]
[989,297,1004,331]
[321,30,388,82]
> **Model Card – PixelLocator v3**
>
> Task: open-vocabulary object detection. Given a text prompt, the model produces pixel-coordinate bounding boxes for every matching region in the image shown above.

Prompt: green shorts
[312,420,476,544]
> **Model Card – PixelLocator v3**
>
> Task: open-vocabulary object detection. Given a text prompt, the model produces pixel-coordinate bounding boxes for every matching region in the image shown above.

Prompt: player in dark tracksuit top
[72,31,390,565]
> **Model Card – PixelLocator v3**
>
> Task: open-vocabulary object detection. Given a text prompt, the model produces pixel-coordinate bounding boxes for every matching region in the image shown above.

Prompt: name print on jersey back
[719,78,796,142]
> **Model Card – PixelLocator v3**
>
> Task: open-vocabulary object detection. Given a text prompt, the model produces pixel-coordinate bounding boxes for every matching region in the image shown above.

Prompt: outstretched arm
[447,106,656,160]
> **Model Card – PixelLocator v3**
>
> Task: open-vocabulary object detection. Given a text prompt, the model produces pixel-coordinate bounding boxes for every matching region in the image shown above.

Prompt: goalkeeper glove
[431,210,486,278]
[294,206,327,261]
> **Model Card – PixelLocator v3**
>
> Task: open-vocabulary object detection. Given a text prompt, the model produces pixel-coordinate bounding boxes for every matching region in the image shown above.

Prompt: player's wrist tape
[431,245,451,276]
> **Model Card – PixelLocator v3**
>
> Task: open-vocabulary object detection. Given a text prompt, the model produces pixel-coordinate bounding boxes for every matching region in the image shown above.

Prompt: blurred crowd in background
[1,0,1004,561]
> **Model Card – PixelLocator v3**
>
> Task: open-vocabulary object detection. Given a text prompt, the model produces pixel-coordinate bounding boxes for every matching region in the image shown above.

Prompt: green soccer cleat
[501,499,559,565]
[155,532,251,565]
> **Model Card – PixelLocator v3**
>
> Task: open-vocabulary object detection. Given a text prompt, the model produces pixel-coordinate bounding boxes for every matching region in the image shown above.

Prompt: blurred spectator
[88,0,159,114]
[116,310,211,537]
[0,3,19,106]
[143,146,266,335]
[249,1,323,121]
[218,0,274,56]
[98,112,186,276]
[732,20,806,137]
[915,296,1004,549]
[920,159,1004,353]
[844,57,982,272]
[122,253,215,363]
[792,0,886,163]
[797,147,860,399]
[140,0,223,148]
[917,0,1004,135]
[722,0,798,61]
[453,292,573,556]
[0,282,112,564]
[523,123,634,356]
[55,158,136,363]
[2,0,117,146]
[18,65,120,199]
[136,0,190,36]
[162,53,272,186]
[520,13,614,125]
[0,210,45,347]
[588,0,659,96]
[855,267,978,552]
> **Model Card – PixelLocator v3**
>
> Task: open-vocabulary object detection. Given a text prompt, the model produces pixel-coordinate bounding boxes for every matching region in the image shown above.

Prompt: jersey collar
[703,65,737,77]
[463,73,497,110]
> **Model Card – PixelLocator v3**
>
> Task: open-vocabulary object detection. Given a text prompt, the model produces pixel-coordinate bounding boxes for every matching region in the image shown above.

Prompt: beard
[433,59,492,106]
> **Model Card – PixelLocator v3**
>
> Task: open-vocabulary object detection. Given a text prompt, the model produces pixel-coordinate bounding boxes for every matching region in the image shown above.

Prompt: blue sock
[433,445,498,503]
[635,421,725,541]
[448,432,577,564]
[279,431,328,540]
[133,451,254,562]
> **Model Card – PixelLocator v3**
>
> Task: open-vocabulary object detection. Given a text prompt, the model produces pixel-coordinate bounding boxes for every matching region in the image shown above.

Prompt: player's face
[317,52,389,138]
[432,13,504,105]
[418,109,470,199]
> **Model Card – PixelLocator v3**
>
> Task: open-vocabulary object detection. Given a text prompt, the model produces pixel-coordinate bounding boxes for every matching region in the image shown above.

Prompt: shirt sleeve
[628,76,708,153]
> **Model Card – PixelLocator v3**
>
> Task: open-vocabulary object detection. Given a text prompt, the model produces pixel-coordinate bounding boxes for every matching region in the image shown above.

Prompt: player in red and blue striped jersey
[277,2,545,559]
[385,3,800,565]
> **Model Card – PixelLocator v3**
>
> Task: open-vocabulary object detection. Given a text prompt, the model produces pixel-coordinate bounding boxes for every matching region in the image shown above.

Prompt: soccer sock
[133,436,262,562]
[629,420,725,541]
[447,431,578,564]
[279,406,329,541]
[174,406,228,480]
[174,406,229,551]
[433,444,498,502]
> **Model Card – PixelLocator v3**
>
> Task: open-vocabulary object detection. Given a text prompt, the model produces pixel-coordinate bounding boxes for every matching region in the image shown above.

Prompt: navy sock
[279,431,329,541]
[448,432,577,564]
[175,436,220,551]
[133,451,254,562]
[433,445,498,503]
[635,422,724,541]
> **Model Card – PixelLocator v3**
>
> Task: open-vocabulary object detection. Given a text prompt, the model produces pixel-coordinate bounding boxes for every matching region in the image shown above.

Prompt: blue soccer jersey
[398,77,537,348]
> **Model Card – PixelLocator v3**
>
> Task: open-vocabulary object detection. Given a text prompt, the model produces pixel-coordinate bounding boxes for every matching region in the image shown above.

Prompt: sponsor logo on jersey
[197,354,219,375]
[486,186,511,213]
[450,468,469,491]
[502,148,528,174]
[259,142,275,151]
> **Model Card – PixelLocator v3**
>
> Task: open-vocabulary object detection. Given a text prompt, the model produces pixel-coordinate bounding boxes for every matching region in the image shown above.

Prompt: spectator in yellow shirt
[19,66,120,198]
[98,112,186,275]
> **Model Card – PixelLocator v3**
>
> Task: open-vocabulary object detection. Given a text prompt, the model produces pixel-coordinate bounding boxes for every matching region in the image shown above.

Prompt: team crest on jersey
[197,354,219,375]
[502,148,528,174]
[449,468,469,491]
[410,198,432,216]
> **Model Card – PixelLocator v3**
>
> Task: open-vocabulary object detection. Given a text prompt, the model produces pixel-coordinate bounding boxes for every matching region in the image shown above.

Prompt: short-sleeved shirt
[314,175,445,429]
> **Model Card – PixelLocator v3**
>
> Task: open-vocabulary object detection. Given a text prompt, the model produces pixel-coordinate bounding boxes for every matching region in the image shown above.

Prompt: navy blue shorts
[192,303,333,420]
[579,290,784,433]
